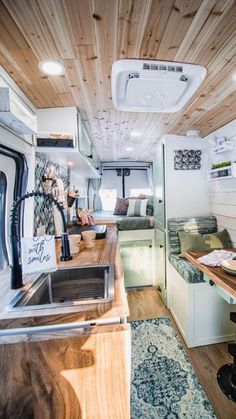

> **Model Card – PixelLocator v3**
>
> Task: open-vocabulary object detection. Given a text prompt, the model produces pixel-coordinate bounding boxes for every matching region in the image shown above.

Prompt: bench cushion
[169,254,204,284]
[168,216,217,255]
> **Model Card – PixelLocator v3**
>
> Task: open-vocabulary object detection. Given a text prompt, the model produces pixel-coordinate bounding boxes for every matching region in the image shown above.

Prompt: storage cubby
[208,165,232,180]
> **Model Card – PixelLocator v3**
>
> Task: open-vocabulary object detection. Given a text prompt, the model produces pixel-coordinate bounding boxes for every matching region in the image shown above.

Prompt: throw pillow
[178,229,231,257]
[129,195,154,216]
[127,199,148,217]
[113,197,129,215]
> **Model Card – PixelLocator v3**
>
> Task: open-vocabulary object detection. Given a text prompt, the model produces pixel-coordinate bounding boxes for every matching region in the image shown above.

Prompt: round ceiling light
[130,130,141,138]
[38,60,65,76]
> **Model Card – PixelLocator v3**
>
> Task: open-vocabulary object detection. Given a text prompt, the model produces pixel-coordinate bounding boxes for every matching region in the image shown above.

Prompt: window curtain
[88,178,102,211]
[147,165,154,192]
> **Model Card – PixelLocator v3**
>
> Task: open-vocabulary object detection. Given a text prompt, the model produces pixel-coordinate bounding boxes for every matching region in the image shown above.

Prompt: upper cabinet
[77,113,100,170]
[0,67,36,143]
[78,112,92,157]
[36,107,100,178]
[36,107,79,150]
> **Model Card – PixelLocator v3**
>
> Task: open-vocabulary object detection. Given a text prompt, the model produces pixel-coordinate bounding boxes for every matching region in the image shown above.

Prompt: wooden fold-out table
[185,250,236,301]
[185,249,236,402]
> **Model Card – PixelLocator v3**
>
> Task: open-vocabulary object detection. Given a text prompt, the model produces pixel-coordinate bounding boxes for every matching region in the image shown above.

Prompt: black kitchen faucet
[10,191,72,289]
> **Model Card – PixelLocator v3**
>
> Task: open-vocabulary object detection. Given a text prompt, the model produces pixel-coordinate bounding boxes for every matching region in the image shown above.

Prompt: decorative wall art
[34,153,69,235]
[174,150,202,170]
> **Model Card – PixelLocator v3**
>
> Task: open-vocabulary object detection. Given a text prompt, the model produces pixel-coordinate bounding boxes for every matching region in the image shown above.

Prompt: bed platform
[93,211,154,230]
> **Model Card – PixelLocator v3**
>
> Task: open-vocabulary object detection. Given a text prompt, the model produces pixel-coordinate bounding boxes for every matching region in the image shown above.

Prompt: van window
[130,188,152,196]
[100,167,152,210]
[99,189,117,211]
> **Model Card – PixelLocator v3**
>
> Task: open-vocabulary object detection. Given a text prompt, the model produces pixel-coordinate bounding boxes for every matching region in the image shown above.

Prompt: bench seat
[167,215,235,348]
[168,215,216,284]
[168,254,204,284]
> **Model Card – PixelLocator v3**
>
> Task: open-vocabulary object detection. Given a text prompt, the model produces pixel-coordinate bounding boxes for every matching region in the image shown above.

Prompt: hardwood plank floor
[127,286,169,321]
[127,287,236,419]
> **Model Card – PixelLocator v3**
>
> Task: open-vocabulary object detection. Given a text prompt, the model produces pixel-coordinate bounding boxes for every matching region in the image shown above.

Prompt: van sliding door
[0,145,28,270]
[0,171,7,270]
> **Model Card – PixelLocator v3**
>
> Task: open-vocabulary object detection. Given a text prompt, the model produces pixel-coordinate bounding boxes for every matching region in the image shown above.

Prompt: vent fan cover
[111,59,207,113]
[142,62,183,73]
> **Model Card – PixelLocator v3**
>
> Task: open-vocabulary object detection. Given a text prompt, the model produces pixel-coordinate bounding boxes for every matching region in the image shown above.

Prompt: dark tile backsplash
[34,152,69,235]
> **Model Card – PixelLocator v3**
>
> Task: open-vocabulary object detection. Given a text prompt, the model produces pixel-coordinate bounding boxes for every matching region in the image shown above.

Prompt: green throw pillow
[178,229,231,257]
[127,198,148,217]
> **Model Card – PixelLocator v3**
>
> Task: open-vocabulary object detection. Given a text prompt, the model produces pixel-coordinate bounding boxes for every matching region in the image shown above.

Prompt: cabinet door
[120,239,154,287]
[153,143,165,229]
[91,146,100,169]
[155,228,166,305]
[78,113,92,157]
[0,324,131,419]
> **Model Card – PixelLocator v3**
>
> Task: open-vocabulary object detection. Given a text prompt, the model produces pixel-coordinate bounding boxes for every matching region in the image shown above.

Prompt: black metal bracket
[217,311,236,402]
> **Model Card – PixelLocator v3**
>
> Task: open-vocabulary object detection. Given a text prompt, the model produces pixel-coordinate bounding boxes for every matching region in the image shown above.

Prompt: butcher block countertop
[0,226,131,419]
[0,225,129,328]
[185,249,236,299]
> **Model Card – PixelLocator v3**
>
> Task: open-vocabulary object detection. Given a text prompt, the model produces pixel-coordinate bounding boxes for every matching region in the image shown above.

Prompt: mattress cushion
[168,254,204,283]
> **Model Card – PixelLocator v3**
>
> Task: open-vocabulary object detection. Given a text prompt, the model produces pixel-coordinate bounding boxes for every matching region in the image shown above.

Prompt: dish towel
[197,249,236,267]
[21,235,57,275]
[53,206,63,236]
[55,177,66,204]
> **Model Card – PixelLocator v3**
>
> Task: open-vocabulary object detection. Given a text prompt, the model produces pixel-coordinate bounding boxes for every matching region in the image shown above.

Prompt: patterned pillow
[113,197,129,215]
[127,199,148,217]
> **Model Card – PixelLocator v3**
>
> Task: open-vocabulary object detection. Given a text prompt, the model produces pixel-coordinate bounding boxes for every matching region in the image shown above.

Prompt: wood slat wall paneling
[2,0,236,161]
[209,192,236,206]
[210,202,236,220]
[205,120,236,248]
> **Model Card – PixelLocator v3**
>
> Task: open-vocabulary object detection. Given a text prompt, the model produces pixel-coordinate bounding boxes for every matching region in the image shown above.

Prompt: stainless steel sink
[7,265,114,311]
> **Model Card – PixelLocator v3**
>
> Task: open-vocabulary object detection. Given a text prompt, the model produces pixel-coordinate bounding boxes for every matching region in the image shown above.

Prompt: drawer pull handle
[159,245,164,248]
[0,317,120,337]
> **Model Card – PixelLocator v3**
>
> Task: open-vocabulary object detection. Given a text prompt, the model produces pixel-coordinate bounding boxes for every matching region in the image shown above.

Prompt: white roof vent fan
[186,130,202,138]
[111,59,207,113]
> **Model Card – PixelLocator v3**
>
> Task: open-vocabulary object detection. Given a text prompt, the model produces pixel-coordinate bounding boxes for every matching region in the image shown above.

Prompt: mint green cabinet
[120,240,154,288]
[153,142,165,229]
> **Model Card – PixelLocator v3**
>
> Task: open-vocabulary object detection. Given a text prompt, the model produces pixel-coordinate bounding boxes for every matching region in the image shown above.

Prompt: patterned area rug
[131,317,216,419]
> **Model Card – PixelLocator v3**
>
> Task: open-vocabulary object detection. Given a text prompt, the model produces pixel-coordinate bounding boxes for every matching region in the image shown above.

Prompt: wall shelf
[213,146,235,154]
[208,165,236,181]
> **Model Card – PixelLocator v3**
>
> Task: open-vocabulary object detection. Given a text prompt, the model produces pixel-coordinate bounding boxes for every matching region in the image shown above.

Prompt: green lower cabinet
[120,240,154,288]
[153,142,165,229]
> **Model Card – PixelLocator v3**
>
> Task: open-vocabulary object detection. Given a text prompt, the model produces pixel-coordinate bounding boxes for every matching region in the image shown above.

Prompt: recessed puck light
[130,130,141,137]
[39,60,65,76]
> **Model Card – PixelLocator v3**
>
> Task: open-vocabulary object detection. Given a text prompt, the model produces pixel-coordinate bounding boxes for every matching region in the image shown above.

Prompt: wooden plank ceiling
[1,0,236,162]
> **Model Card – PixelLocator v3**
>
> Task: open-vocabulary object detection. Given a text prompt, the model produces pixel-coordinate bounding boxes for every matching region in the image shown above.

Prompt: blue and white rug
[131,317,216,419]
